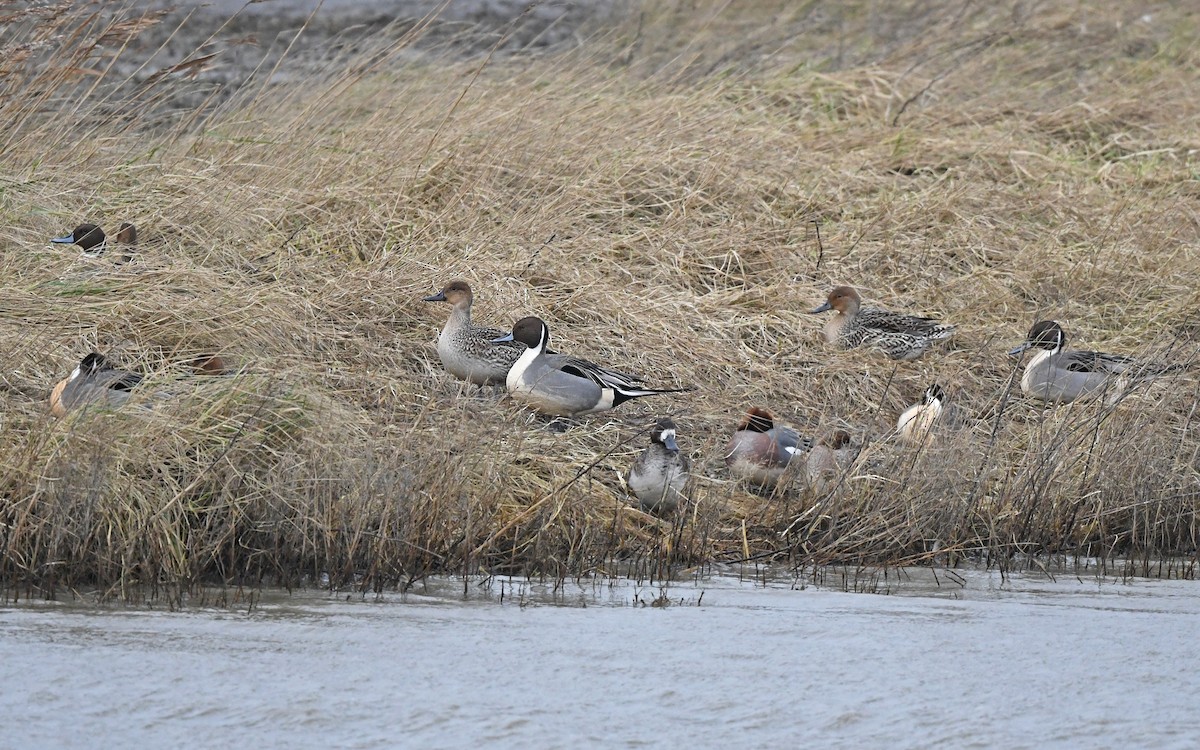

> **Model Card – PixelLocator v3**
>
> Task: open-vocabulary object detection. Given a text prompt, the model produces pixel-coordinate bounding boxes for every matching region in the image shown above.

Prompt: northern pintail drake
[627,417,690,513]
[1009,320,1189,404]
[805,429,854,495]
[51,222,137,262]
[423,280,530,385]
[724,407,811,488]
[49,352,143,417]
[896,383,965,443]
[492,316,690,417]
[810,285,955,361]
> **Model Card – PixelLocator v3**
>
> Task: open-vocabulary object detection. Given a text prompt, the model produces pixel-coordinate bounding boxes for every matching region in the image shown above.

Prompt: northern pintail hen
[896,383,967,443]
[493,316,690,417]
[627,417,690,513]
[49,352,143,417]
[1009,320,1189,404]
[422,280,631,388]
[810,285,955,361]
[423,280,525,385]
[51,222,137,262]
[805,429,854,495]
[724,407,811,488]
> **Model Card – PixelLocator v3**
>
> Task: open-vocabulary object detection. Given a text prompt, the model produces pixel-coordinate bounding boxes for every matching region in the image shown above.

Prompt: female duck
[1009,320,1187,403]
[493,316,689,417]
[49,352,143,417]
[810,285,955,361]
[805,429,854,495]
[423,280,526,386]
[627,417,690,513]
[724,407,810,488]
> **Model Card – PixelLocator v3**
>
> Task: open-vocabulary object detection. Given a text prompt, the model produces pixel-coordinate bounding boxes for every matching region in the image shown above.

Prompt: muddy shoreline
[121,1,627,84]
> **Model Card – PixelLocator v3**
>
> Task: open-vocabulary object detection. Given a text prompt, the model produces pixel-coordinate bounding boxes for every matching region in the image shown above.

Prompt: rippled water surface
[3,569,1199,749]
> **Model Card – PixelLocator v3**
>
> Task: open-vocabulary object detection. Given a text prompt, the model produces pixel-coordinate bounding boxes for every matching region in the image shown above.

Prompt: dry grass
[2,0,1200,602]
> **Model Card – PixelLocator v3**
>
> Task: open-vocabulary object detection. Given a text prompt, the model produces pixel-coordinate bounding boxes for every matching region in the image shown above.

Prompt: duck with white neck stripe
[492,316,691,417]
[51,222,137,263]
[1009,320,1190,404]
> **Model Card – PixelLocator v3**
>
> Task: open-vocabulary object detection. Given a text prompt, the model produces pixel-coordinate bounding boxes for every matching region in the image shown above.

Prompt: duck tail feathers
[609,384,695,406]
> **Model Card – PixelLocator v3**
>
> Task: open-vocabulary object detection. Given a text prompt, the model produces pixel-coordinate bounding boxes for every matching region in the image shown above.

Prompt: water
[2,569,1198,749]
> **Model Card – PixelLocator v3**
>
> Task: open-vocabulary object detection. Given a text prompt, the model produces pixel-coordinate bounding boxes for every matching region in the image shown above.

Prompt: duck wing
[859,306,954,338]
[549,354,647,388]
[773,426,812,457]
[98,369,143,392]
[1058,349,1136,374]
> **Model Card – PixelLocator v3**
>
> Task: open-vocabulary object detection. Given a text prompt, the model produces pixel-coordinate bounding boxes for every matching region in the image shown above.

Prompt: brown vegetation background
[2,1,1198,601]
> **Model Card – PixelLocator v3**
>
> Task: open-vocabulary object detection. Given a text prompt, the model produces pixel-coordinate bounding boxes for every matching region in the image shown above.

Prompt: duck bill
[50,235,76,244]
[1007,342,1030,357]
[421,291,447,303]
[663,434,680,452]
[809,302,832,314]
[491,332,515,343]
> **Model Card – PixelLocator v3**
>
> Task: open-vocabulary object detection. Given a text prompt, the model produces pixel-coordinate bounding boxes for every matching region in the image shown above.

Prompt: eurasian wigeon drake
[810,285,955,361]
[1009,320,1189,404]
[492,316,691,417]
[724,407,810,488]
[627,417,690,513]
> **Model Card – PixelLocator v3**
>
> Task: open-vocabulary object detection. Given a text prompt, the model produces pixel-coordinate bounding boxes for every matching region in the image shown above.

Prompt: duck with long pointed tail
[492,316,691,417]
[49,352,144,417]
[422,280,638,388]
[627,417,690,513]
[51,222,137,263]
[725,407,811,488]
[810,285,955,361]
[1009,320,1190,404]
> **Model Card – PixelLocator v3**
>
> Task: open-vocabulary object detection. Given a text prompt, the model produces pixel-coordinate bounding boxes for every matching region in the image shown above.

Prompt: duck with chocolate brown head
[51,221,138,263]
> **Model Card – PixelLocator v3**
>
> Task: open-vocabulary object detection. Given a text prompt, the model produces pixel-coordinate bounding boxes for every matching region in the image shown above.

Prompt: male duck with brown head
[810,285,955,361]
[724,407,811,488]
[1009,320,1190,404]
[627,417,690,514]
[49,352,144,417]
[492,316,691,417]
[51,222,137,263]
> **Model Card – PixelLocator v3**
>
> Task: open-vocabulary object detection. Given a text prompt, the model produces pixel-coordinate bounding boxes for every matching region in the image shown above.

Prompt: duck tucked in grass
[810,285,955,361]
[805,429,854,495]
[49,352,143,417]
[627,417,690,514]
[1009,320,1190,404]
[724,407,810,489]
[896,383,968,443]
[493,316,691,417]
[51,222,137,263]
[423,280,526,386]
